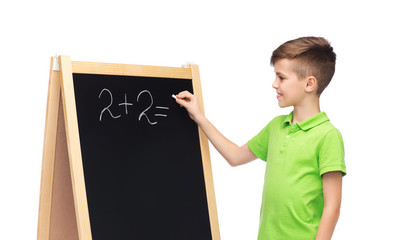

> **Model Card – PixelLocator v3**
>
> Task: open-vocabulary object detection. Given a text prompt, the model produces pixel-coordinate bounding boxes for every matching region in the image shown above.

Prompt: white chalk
[172,94,177,100]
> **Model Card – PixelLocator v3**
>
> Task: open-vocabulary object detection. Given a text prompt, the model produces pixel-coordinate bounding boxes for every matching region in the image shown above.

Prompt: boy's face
[272,59,308,108]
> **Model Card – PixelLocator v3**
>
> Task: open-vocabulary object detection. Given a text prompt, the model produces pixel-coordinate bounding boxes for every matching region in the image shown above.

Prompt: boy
[175,36,346,240]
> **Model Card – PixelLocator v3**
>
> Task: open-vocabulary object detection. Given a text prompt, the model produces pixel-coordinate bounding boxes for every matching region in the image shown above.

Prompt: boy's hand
[175,91,203,122]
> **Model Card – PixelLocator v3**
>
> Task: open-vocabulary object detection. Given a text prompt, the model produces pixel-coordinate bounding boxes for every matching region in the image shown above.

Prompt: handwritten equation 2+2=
[98,88,170,125]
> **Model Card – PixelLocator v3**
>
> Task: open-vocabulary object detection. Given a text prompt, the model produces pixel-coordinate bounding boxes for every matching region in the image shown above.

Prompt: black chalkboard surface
[73,73,212,239]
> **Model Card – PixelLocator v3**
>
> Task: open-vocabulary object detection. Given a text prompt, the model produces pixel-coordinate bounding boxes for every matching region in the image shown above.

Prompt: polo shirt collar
[282,111,329,130]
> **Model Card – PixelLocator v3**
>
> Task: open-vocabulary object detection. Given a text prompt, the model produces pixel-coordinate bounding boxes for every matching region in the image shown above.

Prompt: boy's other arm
[315,171,343,240]
[175,91,258,166]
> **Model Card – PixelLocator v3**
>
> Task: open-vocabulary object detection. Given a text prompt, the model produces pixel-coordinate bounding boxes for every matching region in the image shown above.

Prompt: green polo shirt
[248,112,346,240]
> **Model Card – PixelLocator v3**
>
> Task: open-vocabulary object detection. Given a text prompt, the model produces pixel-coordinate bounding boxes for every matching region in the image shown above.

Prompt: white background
[1,0,398,239]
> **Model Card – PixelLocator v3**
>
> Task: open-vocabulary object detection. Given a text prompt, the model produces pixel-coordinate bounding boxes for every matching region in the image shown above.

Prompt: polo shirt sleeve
[247,122,271,161]
[318,129,346,176]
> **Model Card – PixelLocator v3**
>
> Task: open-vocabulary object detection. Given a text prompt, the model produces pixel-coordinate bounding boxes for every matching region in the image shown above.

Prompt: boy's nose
[272,80,279,89]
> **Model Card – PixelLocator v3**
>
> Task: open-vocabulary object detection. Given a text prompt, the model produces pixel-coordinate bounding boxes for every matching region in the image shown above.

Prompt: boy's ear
[305,76,318,93]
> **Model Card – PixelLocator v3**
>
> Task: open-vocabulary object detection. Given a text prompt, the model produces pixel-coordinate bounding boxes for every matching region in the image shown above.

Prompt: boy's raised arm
[176,91,257,166]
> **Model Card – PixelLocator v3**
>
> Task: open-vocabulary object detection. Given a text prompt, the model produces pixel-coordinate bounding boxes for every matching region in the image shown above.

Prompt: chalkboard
[38,57,219,240]
[73,73,212,239]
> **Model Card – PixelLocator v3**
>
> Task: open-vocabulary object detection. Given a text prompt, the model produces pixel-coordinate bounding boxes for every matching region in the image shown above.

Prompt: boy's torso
[249,112,346,240]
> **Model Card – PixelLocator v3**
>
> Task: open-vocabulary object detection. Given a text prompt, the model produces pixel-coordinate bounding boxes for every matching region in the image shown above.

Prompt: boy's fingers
[177,91,193,99]
[175,91,196,110]
[176,98,189,108]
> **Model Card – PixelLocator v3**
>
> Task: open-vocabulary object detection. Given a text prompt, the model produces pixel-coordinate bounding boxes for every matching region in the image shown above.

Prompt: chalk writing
[99,88,121,121]
[155,106,169,118]
[98,88,170,125]
[137,90,157,125]
[118,94,133,115]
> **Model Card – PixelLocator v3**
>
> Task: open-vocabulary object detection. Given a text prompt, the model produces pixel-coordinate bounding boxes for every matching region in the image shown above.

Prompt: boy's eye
[279,76,285,80]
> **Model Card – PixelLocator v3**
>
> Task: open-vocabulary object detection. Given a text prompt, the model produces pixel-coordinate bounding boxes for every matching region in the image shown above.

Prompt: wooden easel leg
[48,98,79,239]
[37,59,79,240]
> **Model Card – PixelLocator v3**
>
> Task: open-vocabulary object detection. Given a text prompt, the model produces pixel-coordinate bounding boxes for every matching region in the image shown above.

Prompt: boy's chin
[278,102,292,108]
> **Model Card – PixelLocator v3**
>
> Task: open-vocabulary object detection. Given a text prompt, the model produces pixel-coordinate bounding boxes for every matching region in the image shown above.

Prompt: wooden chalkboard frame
[37,56,220,240]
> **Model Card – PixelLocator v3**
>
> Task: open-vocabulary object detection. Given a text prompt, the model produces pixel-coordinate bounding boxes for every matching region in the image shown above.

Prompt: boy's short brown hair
[270,37,336,95]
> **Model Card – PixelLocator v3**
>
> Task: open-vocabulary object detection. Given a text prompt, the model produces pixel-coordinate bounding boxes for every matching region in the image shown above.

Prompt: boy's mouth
[277,92,283,99]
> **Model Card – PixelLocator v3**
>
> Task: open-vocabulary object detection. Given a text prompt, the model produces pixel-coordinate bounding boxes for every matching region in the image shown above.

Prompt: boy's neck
[292,97,321,124]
